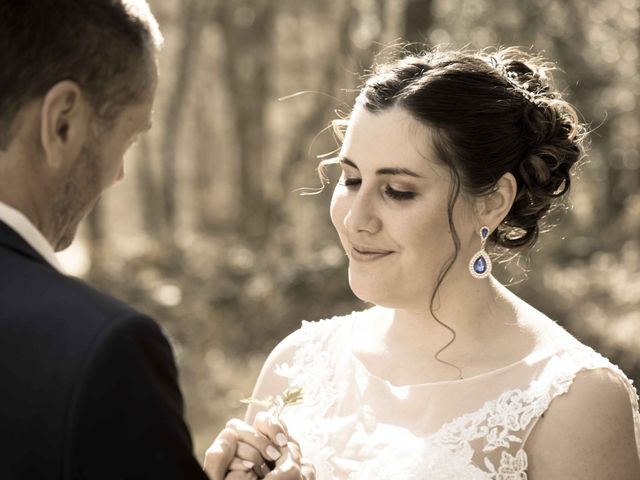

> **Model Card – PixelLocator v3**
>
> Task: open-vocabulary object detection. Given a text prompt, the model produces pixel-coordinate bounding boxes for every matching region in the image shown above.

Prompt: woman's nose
[343,191,381,234]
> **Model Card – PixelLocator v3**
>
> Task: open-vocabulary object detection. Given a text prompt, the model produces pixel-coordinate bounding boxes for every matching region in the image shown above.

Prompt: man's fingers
[203,428,238,480]
[254,411,289,448]
[226,418,282,462]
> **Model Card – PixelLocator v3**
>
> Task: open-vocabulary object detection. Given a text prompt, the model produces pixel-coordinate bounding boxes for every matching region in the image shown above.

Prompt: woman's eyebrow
[376,167,423,178]
[339,156,424,178]
[339,157,360,169]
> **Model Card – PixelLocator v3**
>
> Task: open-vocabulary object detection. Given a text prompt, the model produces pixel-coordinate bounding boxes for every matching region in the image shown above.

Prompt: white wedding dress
[257,308,640,479]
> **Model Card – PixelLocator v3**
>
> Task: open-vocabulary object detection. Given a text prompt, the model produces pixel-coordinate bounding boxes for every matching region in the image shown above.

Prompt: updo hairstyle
[339,46,586,256]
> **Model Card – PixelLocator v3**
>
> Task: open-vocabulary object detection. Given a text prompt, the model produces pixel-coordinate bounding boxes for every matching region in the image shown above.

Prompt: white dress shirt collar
[0,201,65,273]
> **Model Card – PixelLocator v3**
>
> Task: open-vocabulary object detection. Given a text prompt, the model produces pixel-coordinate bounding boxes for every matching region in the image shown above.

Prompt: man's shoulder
[0,249,155,359]
[46,271,141,322]
[1,250,138,320]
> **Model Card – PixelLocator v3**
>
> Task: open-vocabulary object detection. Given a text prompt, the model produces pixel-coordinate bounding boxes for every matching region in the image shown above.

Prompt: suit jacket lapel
[0,220,54,269]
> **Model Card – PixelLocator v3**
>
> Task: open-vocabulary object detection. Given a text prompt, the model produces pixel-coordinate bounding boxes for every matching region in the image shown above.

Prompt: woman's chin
[348,276,432,311]
[348,279,399,308]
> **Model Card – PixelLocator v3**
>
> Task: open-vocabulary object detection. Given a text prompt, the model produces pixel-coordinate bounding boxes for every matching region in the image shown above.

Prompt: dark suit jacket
[0,221,209,479]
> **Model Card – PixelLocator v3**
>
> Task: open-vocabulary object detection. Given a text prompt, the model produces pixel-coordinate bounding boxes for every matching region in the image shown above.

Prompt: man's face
[52,74,156,251]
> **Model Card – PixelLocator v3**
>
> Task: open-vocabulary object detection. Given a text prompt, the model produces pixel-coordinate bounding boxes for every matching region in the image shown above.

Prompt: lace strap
[520,348,640,459]
[433,345,639,478]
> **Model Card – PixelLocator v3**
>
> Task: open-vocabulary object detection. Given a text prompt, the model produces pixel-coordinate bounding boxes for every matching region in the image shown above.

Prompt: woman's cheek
[330,187,349,232]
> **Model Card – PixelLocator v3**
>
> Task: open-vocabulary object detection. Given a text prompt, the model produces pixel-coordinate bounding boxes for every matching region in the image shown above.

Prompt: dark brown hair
[0,0,163,149]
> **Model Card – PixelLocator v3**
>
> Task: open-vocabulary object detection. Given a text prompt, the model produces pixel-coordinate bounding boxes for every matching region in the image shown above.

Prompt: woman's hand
[203,427,242,480]
[204,412,288,479]
[203,425,271,480]
[223,413,287,478]
[250,412,315,479]
[208,412,315,479]
[264,439,316,480]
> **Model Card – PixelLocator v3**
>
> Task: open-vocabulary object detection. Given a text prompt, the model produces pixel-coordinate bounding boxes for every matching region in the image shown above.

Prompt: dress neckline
[346,308,562,389]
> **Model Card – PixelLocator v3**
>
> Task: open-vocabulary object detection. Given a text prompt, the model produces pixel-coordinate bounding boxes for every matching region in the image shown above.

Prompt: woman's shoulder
[525,354,640,478]
[511,310,639,428]
[245,308,371,421]
[245,308,368,422]
[512,300,615,369]
[517,314,640,477]
[533,318,636,394]
[533,315,632,380]
[255,308,368,376]
[276,307,370,351]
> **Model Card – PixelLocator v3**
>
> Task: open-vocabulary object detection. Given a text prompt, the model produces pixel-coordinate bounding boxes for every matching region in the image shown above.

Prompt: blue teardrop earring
[469,226,492,279]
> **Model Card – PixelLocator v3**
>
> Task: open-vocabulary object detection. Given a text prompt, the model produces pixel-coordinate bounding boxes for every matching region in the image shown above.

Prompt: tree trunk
[160,0,209,241]
[193,81,217,233]
[135,135,163,238]
[217,0,276,241]
[404,0,434,43]
[85,201,105,272]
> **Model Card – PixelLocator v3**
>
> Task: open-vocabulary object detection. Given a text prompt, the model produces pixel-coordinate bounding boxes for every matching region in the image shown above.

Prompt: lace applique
[433,345,640,479]
[277,318,345,479]
[483,450,528,480]
[276,317,640,480]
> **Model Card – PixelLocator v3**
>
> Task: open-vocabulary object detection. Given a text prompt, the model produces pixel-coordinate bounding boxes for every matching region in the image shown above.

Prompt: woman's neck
[381,277,526,362]
[352,274,553,384]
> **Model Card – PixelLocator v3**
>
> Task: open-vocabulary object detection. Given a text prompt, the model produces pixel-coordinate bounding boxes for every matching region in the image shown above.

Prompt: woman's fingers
[204,428,239,480]
[225,470,258,480]
[234,441,264,470]
[236,441,272,477]
[264,443,304,479]
[282,441,302,466]
[228,457,257,472]
[226,418,282,463]
[253,411,289,449]
[203,419,297,480]
[301,459,316,480]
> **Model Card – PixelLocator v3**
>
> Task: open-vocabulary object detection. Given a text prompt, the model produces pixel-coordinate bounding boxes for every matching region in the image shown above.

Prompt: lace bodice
[269,309,640,479]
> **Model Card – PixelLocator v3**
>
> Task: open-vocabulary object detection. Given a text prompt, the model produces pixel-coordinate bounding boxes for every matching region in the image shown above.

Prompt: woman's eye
[385,185,415,201]
[339,177,362,188]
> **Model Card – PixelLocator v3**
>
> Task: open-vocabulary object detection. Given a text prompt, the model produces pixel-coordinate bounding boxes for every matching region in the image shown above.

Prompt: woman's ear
[40,80,91,169]
[475,172,517,230]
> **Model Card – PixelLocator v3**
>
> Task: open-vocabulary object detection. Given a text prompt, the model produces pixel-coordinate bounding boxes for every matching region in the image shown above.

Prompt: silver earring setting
[469,226,492,279]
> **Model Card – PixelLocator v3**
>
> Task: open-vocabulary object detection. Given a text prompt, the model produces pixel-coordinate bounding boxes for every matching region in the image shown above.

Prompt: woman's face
[330,103,476,310]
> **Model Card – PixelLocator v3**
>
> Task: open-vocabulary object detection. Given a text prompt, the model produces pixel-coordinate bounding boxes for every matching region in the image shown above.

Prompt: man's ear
[475,172,518,230]
[40,81,91,169]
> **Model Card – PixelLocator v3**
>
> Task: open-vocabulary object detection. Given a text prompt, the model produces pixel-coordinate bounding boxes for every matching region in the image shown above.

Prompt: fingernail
[275,433,288,447]
[241,460,254,470]
[266,445,281,461]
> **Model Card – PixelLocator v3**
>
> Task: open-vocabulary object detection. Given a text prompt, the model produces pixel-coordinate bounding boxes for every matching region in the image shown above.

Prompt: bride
[204,47,640,479]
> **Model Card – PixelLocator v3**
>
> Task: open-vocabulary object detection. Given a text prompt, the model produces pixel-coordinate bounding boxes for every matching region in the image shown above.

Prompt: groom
[0,1,214,478]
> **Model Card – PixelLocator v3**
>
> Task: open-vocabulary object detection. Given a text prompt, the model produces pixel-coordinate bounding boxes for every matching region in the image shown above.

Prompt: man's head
[0,0,162,250]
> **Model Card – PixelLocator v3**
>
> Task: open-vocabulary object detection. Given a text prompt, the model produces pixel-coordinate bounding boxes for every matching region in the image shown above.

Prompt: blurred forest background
[56,0,639,458]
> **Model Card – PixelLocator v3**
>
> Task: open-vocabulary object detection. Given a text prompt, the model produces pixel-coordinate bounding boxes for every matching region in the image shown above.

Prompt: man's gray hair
[0,0,163,149]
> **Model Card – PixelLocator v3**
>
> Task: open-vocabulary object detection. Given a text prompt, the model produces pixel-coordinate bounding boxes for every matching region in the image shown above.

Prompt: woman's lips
[350,244,394,262]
